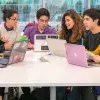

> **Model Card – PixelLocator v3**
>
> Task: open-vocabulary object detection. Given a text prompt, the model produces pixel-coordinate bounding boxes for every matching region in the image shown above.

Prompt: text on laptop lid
[34,34,59,51]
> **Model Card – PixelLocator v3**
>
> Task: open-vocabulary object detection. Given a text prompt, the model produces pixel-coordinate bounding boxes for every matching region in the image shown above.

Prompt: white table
[0,50,100,100]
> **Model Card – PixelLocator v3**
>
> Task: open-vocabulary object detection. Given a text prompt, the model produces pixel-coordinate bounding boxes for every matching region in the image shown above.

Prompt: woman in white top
[0,9,21,100]
[0,9,21,44]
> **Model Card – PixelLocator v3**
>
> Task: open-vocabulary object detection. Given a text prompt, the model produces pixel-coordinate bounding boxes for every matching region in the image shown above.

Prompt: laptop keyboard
[0,58,9,65]
[88,62,100,67]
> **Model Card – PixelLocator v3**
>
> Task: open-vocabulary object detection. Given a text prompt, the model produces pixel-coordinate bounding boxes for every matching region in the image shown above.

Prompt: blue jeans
[56,87,66,100]
[67,87,81,100]
[94,86,100,96]
[67,87,95,100]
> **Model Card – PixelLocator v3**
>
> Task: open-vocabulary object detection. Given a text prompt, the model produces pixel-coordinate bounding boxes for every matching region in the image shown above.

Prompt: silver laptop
[34,34,59,51]
[0,41,28,68]
[46,38,66,57]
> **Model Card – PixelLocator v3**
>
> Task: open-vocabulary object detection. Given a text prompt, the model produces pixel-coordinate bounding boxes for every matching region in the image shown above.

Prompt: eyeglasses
[9,18,18,21]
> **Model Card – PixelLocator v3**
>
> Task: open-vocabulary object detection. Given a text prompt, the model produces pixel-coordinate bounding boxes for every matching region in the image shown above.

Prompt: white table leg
[50,87,56,100]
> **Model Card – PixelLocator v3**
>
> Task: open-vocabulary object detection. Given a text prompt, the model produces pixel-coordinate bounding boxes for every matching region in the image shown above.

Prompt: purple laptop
[65,43,88,67]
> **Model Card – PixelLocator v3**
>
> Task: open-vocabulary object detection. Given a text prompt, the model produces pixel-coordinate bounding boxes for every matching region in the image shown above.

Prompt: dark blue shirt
[83,31,100,51]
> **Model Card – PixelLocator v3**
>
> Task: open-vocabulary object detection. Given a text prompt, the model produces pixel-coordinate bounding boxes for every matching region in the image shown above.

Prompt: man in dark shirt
[83,8,100,63]
[83,8,100,100]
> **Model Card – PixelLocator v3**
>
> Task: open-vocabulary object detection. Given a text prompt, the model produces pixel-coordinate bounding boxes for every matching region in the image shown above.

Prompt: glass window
[90,0,100,8]
[0,0,89,23]
[0,0,42,22]
[46,0,84,22]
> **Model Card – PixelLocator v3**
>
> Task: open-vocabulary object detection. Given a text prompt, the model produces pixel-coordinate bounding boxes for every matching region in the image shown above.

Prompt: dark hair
[36,8,50,19]
[2,9,18,22]
[61,9,85,43]
[83,8,100,26]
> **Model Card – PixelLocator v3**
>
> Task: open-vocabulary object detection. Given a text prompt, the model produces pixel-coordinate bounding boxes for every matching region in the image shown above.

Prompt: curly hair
[61,9,85,43]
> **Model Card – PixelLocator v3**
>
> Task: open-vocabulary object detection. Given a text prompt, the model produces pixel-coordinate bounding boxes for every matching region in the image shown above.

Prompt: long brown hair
[61,9,85,43]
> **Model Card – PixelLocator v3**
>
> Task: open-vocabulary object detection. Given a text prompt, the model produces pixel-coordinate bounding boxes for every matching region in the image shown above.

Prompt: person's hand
[4,41,13,50]
[0,35,9,43]
[92,55,100,63]
[86,51,95,60]
[28,42,34,49]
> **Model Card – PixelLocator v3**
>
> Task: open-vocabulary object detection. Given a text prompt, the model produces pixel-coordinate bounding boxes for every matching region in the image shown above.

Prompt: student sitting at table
[20,8,57,100]
[0,9,21,44]
[0,8,21,100]
[24,8,56,49]
[83,8,100,100]
[57,9,86,100]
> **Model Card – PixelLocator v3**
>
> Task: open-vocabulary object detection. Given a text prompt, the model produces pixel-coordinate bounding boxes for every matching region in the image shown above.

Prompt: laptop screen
[46,38,66,57]
[65,43,88,67]
[0,41,28,68]
[34,34,59,51]
[9,41,27,64]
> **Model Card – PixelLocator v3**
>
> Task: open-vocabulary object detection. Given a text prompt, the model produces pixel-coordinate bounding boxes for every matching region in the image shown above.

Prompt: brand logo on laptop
[74,53,77,57]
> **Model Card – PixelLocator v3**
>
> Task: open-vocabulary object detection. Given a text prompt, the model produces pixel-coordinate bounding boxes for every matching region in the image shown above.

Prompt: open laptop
[34,34,59,51]
[46,38,66,57]
[0,41,28,68]
[65,43,100,67]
